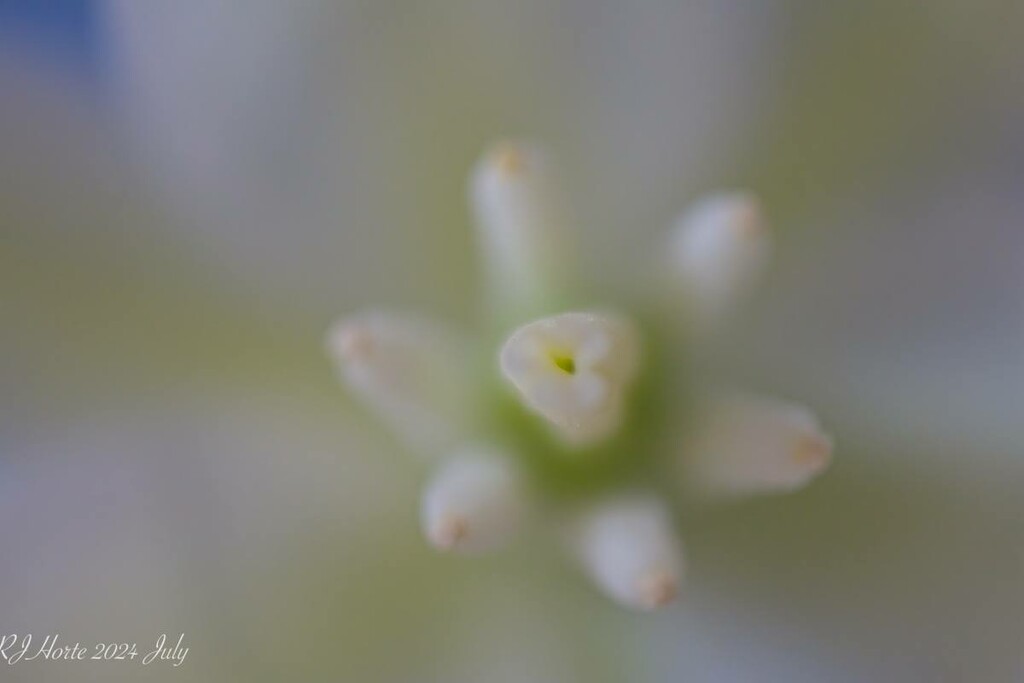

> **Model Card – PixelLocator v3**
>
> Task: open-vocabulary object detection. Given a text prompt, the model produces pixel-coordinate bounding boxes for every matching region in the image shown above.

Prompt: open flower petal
[680,391,833,499]
[567,494,685,611]
[499,311,641,447]
[326,311,473,455]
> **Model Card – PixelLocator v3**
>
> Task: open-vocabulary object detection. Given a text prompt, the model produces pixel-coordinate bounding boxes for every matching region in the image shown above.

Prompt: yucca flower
[326,141,833,610]
[4,4,1021,680]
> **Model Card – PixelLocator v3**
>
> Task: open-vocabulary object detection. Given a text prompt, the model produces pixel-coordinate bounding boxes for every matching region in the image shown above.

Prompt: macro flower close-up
[0,2,1021,682]
[325,141,834,610]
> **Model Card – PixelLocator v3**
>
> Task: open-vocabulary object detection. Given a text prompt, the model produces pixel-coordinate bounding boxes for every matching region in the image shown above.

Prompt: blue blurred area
[0,0,98,75]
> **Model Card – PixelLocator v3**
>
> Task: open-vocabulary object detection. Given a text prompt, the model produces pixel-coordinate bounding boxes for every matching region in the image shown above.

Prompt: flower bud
[568,494,685,611]
[470,141,575,321]
[667,192,770,332]
[681,392,833,499]
[421,448,529,554]
[326,311,472,455]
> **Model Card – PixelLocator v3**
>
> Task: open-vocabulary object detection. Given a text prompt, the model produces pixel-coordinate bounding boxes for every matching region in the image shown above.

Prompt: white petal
[470,140,575,322]
[499,312,641,447]
[681,392,833,499]
[667,192,770,332]
[420,448,529,555]
[568,494,685,611]
[325,311,472,455]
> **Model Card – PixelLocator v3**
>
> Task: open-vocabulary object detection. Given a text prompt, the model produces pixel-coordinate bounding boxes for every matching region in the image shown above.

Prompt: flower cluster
[326,141,832,611]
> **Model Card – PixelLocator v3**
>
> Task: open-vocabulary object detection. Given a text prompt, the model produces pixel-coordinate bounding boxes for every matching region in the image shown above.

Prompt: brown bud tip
[429,515,469,550]
[490,142,527,177]
[638,570,679,610]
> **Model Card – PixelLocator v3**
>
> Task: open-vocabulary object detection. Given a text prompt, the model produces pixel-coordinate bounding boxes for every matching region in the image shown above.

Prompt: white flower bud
[325,311,472,455]
[667,192,770,331]
[568,494,685,611]
[420,448,529,554]
[681,392,833,499]
[499,311,641,447]
[470,140,575,320]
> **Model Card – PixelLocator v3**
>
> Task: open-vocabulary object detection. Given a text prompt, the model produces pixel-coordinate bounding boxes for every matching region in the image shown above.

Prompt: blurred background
[0,1,1021,681]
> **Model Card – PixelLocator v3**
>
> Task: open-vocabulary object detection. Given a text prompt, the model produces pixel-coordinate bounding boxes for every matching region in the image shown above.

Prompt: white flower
[328,140,833,611]
[12,5,1020,678]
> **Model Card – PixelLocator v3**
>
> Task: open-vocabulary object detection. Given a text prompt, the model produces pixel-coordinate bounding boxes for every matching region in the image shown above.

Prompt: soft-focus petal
[470,140,576,324]
[738,164,1024,487]
[679,392,833,499]
[567,493,685,611]
[421,446,530,554]
[326,310,474,455]
[665,192,770,334]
